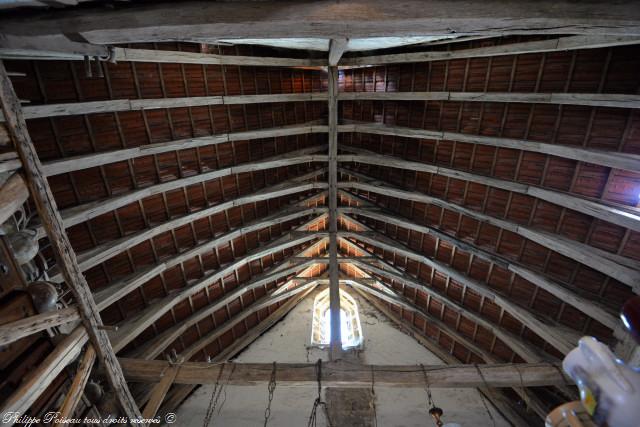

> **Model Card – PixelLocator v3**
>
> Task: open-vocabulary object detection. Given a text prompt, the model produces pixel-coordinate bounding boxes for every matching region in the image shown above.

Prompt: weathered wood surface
[339,207,617,329]
[338,176,640,290]
[118,358,572,388]
[43,123,328,176]
[341,35,640,65]
[141,365,179,419]
[0,93,328,121]
[327,66,342,359]
[338,91,640,109]
[339,122,640,173]
[47,183,328,281]
[0,327,88,424]
[329,39,349,66]
[0,61,143,423]
[38,149,328,236]
[339,148,640,233]
[0,172,28,225]
[0,306,80,346]
[57,344,97,425]
[3,1,640,43]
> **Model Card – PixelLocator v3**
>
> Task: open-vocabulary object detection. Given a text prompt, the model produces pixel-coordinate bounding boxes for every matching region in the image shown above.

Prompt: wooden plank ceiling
[4,35,640,418]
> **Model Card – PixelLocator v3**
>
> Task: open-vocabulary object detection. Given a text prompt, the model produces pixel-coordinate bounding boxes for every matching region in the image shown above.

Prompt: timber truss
[1,3,640,426]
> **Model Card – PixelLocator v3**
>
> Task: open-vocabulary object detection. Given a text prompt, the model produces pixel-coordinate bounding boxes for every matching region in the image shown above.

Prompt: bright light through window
[311,288,363,349]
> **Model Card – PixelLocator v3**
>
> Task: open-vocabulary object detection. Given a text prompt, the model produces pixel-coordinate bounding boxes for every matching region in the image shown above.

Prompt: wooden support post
[0,172,28,224]
[329,39,349,66]
[328,65,342,360]
[58,345,97,425]
[0,61,144,424]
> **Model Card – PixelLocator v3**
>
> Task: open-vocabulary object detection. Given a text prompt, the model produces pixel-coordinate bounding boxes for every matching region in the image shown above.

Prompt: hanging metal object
[7,228,38,265]
[27,280,58,313]
[263,362,277,427]
[85,380,104,405]
[428,406,444,427]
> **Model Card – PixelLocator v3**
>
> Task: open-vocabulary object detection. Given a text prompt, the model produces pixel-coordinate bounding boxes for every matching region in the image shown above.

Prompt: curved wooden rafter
[37,147,328,235]
[338,146,640,233]
[337,169,640,291]
[42,122,329,177]
[338,121,640,173]
[339,205,618,329]
[338,91,640,109]
[48,176,329,282]
[338,221,582,355]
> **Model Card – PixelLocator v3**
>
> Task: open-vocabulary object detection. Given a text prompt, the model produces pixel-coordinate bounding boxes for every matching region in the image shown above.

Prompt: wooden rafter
[338,171,640,291]
[339,121,640,173]
[338,91,640,109]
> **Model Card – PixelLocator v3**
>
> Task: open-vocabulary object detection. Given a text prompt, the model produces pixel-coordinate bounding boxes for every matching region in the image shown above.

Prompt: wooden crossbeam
[0,93,328,121]
[339,148,640,233]
[338,91,640,109]
[118,358,572,388]
[42,122,328,176]
[338,174,640,291]
[340,34,640,65]
[0,61,143,423]
[141,365,180,420]
[0,306,80,346]
[3,1,640,43]
[329,39,349,66]
[340,207,617,329]
[339,121,640,173]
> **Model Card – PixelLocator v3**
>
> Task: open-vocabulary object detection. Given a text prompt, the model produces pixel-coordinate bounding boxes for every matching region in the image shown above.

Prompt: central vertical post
[328,65,342,360]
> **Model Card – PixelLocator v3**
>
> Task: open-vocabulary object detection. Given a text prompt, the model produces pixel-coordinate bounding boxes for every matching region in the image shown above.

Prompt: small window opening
[311,288,363,349]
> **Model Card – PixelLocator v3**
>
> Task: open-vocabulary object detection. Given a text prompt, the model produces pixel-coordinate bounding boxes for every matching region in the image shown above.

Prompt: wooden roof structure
[1,2,640,426]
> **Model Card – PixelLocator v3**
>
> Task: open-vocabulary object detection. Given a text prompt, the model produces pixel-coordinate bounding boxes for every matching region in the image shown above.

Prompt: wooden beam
[4,1,640,43]
[340,34,640,65]
[0,93,328,122]
[340,228,581,355]
[0,61,143,422]
[42,122,328,176]
[109,232,325,352]
[329,39,349,66]
[0,151,22,174]
[340,207,617,329]
[118,358,572,388]
[0,306,80,346]
[38,149,327,236]
[141,365,180,420]
[339,121,640,173]
[339,148,640,233]
[93,205,326,312]
[338,175,640,291]
[48,184,328,281]
[338,91,640,109]
[0,327,88,425]
[58,345,97,425]
[327,65,342,359]
[338,237,549,362]
[0,172,28,225]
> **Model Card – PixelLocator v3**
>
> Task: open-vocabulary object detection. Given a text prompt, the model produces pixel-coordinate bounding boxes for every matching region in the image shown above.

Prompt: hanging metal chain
[370,365,378,427]
[263,362,277,427]
[420,364,434,407]
[307,359,333,427]
[203,363,226,427]
[474,364,497,427]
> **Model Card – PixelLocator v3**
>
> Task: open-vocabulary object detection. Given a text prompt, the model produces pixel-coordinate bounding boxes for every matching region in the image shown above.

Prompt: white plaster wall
[175,291,510,427]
